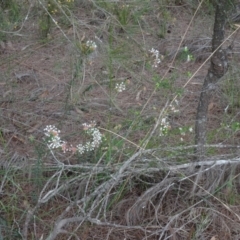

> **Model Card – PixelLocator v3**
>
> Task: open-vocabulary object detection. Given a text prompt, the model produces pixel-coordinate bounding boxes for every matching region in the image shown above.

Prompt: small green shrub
[0,0,21,41]
[38,0,75,39]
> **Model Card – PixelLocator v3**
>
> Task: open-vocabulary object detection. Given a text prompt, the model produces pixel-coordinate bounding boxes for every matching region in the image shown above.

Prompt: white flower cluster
[44,121,103,155]
[159,117,170,136]
[44,125,65,149]
[86,40,97,51]
[158,100,180,137]
[179,126,193,141]
[149,48,161,68]
[115,82,126,93]
[77,122,103,154]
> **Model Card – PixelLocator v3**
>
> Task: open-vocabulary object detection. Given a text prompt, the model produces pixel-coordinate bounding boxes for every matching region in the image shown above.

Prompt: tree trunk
[195,1,230,160]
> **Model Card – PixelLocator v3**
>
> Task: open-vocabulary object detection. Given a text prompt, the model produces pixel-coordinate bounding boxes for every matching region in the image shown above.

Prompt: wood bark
[195,1,230,160]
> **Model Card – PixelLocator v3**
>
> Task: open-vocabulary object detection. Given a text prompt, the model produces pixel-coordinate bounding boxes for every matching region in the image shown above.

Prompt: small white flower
[150,48,159,55]
[85,141,94,151]
[76,144,85,154]
[92,129,102,145]
[83,121,96,130]
[43,125,64,149]
[161,117,167,124]
[44,125,60,137]
[189,127,193,132]
[86,40,97,51]
[48,137,64,149]
[179,127,186,136]
[149,48,161,68]
[44,121,103,155]
[115,82,126,93]
[159,117,170,136]
[77,123,103,154]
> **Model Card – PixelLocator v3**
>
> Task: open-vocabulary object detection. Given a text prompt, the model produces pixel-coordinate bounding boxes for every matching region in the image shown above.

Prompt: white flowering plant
[149,48,162,68]
[78,40,97,56]
[159,117,171,136]
[179,126,194,141]
[115,82,126,93]
[159,100,179,136]
[44,121,103,155]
